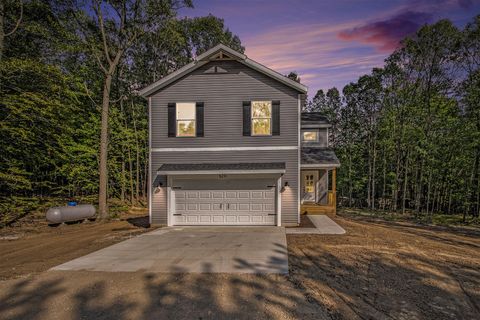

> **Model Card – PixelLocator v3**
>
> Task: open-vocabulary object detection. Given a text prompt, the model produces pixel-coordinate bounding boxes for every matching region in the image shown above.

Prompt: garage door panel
[199,192,211,198]
[251,191,263,199]
[187,192,198,199]
[173,187,276,226]
[264,204,275,211]
[238,203,249,210]
[212,192,224,198]
[238,191,250,198]
[199,203,211,210]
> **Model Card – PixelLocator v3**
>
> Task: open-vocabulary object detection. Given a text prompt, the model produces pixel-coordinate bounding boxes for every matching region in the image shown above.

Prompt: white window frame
[176,102,196,137]
[251,101,272,136]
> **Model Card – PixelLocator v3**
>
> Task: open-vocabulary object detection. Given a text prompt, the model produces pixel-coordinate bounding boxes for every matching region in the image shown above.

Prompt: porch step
[301,205,336,216]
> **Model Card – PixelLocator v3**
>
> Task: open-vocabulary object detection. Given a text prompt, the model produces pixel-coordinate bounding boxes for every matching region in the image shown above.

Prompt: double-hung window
[251,101,272,136]
[176,102,196,137]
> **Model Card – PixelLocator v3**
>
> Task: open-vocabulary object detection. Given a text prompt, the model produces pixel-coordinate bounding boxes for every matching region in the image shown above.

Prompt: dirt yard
[0,212,153,280]
[1,214,479,319]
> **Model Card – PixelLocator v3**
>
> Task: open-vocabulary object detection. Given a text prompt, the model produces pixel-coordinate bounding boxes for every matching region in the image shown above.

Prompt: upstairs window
[176,103,196,137]
[251,101,272,136]
[303,131,318,142]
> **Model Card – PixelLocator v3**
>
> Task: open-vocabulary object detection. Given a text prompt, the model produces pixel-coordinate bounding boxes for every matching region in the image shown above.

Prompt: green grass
[339,207,480,228]
[0,196,145,227]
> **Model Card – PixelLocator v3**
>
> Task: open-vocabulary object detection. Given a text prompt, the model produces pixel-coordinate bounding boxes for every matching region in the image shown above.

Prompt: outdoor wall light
[154,182,163,193]
[284,181,289,187]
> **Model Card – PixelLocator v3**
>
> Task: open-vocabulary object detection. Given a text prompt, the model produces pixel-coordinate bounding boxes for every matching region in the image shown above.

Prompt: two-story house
[140,44,339,227]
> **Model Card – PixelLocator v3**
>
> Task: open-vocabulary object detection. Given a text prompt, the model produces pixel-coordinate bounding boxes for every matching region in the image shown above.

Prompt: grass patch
[339,207,480,228]
[0,196,145,227]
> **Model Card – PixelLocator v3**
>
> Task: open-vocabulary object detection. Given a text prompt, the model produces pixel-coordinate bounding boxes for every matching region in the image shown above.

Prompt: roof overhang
[157,162,286,176]
[301,147,340,168]
[302,124,332,129]
[139,44,307,97]
[301,163,340,169]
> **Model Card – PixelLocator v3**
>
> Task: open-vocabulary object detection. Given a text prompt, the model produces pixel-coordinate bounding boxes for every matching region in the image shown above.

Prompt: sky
[181,0,480,95]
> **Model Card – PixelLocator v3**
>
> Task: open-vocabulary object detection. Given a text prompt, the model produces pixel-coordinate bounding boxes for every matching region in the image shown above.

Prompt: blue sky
[181,0,480,95]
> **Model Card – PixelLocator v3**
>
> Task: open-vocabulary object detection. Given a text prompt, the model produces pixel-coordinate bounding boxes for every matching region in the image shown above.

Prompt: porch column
[332,168,337,210]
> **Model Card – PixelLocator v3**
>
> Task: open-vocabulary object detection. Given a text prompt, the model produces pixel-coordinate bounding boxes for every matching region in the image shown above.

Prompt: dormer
[301,112,331,147]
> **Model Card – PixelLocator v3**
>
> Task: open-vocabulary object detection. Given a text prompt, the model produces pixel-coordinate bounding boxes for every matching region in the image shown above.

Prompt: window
[251,101,272,136]
[176,103,196,137]
[303,131,318,142]
[305,174,314,193]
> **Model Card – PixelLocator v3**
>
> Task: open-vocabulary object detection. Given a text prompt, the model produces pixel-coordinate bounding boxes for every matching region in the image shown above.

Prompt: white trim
[277,176,282,226]
[158,169,286,175]
[240,58,307,93]
[148,97,152,225]
[151,146,298,152]
[167,176,172,226]
[139,44,307,97]
[297,94,301,225]
[301,164,340,169]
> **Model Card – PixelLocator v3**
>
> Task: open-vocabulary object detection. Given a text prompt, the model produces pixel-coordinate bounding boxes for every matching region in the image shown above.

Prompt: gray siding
[151,149,298,226]
[150,60,299,148]
[149,60,300,226]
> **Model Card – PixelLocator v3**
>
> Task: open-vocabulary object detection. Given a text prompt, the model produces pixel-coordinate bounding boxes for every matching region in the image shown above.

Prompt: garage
[156,162,286,226]
[174,188,276,225]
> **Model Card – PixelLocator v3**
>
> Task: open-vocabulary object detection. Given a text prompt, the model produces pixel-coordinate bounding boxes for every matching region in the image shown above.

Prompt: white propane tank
[46,204,96,224]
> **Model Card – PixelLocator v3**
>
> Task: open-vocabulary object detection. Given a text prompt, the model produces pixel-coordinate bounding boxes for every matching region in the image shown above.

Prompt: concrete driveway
[52,226,288,274]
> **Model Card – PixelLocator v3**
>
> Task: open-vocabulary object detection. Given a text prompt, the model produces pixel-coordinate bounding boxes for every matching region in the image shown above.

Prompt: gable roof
[301,112,331,128]
[139,44,307,97]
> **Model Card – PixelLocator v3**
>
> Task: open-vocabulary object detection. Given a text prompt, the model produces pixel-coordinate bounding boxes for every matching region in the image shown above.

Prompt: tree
[286,71,300,83]
[59,0,192,219]
[0,0,23,60]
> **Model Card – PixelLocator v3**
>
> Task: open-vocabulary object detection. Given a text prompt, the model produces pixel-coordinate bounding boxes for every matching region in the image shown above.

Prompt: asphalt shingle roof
[157,162,286,172]
[301,147,340,166]
[301,112,330,125]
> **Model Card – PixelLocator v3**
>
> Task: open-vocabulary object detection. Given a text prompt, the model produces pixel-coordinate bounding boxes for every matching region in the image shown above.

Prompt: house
[139,44,340,226]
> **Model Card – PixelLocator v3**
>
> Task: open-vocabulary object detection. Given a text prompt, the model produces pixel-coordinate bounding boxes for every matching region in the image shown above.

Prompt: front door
[301,170,318,203]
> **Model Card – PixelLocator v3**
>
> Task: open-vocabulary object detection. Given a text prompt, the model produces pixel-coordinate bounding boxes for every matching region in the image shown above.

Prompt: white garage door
[173,188,276,225]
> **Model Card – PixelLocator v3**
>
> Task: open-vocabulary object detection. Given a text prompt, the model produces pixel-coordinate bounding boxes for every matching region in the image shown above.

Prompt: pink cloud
[338,11,432,52]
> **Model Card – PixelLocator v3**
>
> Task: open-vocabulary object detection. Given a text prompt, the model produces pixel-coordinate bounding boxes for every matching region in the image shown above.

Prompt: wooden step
[301,205,336,216]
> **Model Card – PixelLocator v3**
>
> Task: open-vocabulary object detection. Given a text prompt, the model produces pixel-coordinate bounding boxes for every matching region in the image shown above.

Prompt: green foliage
[0,0,244,223]
[320,16,480,220]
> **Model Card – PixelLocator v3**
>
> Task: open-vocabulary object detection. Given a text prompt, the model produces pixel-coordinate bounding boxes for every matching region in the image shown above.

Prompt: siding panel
[150,60,299,148]
[151,150,298,226]
[149,60,300,226]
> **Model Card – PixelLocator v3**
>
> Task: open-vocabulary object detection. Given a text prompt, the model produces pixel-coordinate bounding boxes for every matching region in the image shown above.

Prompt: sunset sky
[183,0,480,95]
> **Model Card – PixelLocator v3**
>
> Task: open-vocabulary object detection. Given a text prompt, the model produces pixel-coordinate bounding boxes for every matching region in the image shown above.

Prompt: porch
[301,147,340,216]
[300,168,337,216]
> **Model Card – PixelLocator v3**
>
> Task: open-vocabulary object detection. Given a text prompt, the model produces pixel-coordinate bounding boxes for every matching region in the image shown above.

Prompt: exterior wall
[149,60,300,226]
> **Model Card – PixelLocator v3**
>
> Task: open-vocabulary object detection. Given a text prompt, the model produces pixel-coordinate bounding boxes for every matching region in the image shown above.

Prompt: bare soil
[0,212,153,280]
[0,214,479,319]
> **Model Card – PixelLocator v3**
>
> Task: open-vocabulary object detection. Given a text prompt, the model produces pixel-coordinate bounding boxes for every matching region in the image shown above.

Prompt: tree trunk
[98,72,113,220]
[402,150,409,214]
[0,0,5,61]
[121,155,126,202]
[371,138,377,210]
[382,150,386,211]
[132,101,140,202]
[128,145,134,204]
